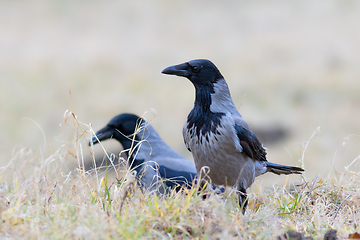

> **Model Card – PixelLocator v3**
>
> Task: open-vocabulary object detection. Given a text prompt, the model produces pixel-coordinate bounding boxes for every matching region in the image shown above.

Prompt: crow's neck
[187,83,225,136]
[208,78,237,114]
[192,83,214,118]
[128,124,185,162]
[121,139,144,171]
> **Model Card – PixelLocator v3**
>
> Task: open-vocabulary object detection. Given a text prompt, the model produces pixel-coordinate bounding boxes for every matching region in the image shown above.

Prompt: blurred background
[1,0,360,186]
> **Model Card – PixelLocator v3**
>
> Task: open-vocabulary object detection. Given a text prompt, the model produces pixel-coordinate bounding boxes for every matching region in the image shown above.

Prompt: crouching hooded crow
[162,59,304,212]
[89,113,199,193]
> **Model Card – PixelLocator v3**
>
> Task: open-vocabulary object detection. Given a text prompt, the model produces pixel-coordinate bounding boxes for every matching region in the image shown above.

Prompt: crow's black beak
[89,135,100,146]
[88,135,98,146]
[161,62,189,77]
[88,126,114,146]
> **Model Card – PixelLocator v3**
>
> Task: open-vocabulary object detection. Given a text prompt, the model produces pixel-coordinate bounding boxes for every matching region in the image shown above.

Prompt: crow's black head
[89,113,145,149]
[162,59,223,86]
[162,59,228,137]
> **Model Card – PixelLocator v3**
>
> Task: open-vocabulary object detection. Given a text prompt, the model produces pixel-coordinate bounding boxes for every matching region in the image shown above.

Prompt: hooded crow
[162,59,304,211]
[89,113,198,193]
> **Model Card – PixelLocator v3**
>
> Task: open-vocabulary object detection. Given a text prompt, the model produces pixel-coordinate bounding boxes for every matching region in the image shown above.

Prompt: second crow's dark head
[161,59,223,86]
[89,113,145,149]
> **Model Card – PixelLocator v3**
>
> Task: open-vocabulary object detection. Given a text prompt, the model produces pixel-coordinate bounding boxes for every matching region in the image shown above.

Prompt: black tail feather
[266,162,304,175]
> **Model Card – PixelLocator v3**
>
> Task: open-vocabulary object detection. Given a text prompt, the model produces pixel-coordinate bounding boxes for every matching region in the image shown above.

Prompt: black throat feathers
[187,83,225,138]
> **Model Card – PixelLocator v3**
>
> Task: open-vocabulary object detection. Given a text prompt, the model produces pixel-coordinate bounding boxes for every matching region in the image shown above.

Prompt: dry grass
[0,112,359,239]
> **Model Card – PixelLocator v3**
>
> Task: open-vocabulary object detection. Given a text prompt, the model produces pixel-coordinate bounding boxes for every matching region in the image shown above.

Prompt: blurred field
[1,0,360,185]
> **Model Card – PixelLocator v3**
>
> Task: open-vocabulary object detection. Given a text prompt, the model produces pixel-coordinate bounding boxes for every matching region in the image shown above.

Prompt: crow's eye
[192,66,200,73]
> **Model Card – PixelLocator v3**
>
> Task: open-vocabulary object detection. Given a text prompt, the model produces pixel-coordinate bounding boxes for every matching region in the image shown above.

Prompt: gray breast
[183,120,257,188]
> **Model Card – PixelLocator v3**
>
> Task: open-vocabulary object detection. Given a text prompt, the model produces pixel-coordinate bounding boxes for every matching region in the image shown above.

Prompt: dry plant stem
[307,175,318,197]
[332,193,351,221]
[299,127,320,177]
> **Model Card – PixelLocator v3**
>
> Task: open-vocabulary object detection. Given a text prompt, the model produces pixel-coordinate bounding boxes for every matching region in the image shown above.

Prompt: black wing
[234,124,267,162]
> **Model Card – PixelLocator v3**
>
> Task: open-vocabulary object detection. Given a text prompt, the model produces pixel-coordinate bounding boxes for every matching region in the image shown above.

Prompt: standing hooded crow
[89,113,197,193]
[162,59,304,211]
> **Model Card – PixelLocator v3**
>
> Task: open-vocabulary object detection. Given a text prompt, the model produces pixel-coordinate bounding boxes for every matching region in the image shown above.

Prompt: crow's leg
[237,181,248,214]
[194,178,210,200]
[196,167,212,200]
